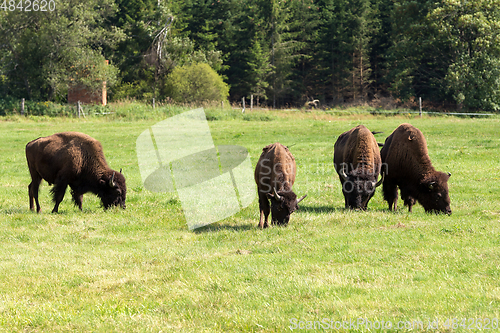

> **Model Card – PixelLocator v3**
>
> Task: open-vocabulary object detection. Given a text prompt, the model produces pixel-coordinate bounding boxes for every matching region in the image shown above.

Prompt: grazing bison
[26,132,126,213]
[254,143,307,228]
[380,123,451,214]
[333,125,384,209]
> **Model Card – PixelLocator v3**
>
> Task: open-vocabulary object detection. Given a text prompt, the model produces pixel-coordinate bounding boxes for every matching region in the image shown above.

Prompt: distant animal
[380,123,451,214]
[306,99,320,109]
[333,125,384,209]
[254,143,307,228]
[25,132,126,213]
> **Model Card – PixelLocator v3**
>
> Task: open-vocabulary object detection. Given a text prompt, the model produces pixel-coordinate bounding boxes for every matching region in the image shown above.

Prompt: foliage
[429,0,500,110]
[0,0,124,101]
[386,1,450,102]
[165,63,229,103]
[1,0,500,110]
[0,99,74,116]
[246,38,271,102]
[107,0,166,101]
[386,0,500,110]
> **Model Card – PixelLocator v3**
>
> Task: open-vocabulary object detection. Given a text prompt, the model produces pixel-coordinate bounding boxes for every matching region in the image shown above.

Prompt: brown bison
[380,123,451,214]
[26,132,126,213]
[333,125,384,209]
[254,143,307,228]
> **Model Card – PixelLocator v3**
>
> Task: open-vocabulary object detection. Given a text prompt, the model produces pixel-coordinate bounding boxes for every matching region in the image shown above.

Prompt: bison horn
[120,168,123,173]
[297,194,307,204]
[273,187,283,202]
[447,172,451,177]
[340,166,348,182]
[374,171,385,188]
[109,171,116,188]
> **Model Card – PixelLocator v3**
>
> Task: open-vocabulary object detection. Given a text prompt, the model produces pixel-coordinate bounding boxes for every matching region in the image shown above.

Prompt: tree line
[1,0,499,110]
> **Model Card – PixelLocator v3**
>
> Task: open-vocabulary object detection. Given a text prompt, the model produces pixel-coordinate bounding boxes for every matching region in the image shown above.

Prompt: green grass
[1,105,500,332]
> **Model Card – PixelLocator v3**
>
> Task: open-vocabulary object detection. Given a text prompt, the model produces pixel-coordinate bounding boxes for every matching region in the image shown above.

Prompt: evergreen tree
[369,0,394,97]
[315,0,357,104]
[246,38,271,105]
[288,0,320,103]
[268,0,299,107]
[348,0,379,102]
[108,0,168,100]
[386,0,452,103]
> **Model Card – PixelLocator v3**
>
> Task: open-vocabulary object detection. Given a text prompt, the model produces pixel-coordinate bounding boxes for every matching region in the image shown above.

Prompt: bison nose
[446,207,452,215]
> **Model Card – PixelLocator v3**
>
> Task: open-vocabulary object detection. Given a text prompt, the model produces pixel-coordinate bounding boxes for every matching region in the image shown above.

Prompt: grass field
[1,105,500,332]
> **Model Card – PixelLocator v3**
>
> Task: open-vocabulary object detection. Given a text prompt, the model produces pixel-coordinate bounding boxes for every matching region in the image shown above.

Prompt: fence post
[21,98,25,116]
[419,97,422,117]
[242,97,245,113]
[77,101,81,118]
[251,94,253,111]
[153,98,155,110]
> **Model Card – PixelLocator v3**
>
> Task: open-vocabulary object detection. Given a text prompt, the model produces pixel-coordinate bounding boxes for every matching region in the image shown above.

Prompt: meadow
[0,104,499,332]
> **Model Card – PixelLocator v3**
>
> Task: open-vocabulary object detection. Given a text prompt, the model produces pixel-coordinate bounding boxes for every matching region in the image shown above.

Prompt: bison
[333,125,384,209]
[380,123,451,214]
[26,132,126,213]
[254,143,307,228]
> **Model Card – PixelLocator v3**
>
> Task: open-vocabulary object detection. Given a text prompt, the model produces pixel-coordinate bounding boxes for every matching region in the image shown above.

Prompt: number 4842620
[0,0,56,11]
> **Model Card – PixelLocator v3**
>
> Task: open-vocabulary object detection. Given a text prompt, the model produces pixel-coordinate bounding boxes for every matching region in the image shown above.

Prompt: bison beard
[26,132,127,213]
[380,123,451,214]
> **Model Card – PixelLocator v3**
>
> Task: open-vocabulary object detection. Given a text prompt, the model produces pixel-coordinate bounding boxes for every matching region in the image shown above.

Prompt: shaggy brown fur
[333,125,384,209]
[380,123,451,214]
[26,132,126,213]
[254,143,306,228]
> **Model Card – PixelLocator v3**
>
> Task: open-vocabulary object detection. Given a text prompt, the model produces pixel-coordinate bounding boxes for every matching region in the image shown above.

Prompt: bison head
[267,188,306,225]
[100,170,127,210]
[339,167,384,210]
[419,172,451,215]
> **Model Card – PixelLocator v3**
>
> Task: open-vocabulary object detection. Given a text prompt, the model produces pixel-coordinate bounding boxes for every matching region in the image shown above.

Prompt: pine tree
[247,38,271,105]
[288,0,321,104]
[348,0,379,102]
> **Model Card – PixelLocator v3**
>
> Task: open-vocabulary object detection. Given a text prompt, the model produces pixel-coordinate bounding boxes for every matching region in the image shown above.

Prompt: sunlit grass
[0,106,499,331]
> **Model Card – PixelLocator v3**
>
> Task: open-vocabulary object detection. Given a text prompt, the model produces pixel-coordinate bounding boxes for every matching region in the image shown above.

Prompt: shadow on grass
[1,207,28,214]
[299,205,395,214]
[298,205,342,214]
[193,223,255,233]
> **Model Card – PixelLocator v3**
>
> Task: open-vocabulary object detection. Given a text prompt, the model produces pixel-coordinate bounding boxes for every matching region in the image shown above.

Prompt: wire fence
[327,109,497,117]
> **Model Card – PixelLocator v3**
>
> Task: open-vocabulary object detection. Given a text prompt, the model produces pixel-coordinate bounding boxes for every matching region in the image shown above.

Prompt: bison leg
[404,197,416,213]
[73,193,83,210]
[258,193,270,228]
[382,180,398,211]
[71,188,83,210]
[51,182,68,213]
[28,178,42,213]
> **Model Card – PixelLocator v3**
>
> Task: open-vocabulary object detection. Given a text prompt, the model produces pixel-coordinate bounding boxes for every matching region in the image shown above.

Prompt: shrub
[165,63,229,104]
[0,99,74,116]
